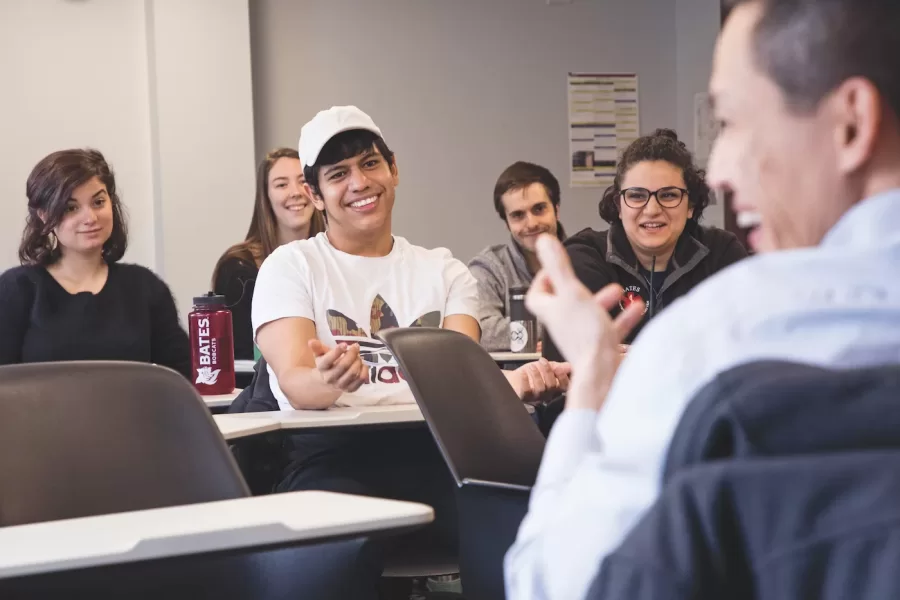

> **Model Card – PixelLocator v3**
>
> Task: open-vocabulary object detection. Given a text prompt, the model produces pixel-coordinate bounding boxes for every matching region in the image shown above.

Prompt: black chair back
[379,327,545,489]
[0,361,248,526]
[379,327,545,599]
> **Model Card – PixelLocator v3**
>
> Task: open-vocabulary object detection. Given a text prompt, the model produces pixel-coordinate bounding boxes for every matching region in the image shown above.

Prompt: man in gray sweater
[468,162,566,351]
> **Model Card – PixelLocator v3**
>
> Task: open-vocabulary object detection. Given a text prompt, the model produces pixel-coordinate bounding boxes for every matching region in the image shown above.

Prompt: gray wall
[251,0,722,263]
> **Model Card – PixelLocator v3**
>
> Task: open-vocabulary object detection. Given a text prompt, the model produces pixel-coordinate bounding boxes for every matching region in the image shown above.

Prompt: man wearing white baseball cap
[251,105,571,595]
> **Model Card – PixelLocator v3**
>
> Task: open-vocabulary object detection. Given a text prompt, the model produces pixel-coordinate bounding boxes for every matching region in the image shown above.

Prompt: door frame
[718,1,749,250]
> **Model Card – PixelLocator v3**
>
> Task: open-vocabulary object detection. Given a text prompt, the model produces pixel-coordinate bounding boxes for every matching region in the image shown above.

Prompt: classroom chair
[379,327,546,600]
[0,361,400,600]
[228,356,289,496]
[230,356,462,598]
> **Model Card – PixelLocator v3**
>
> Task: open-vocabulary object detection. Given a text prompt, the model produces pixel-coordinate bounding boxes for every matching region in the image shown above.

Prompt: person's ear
[304,182,326,212]
[831,77,882,175]
[37,210,52,233]
[390,159,400,187]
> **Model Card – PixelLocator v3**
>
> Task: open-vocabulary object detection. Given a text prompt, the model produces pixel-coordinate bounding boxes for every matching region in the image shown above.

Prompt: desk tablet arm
[460,478,532,493]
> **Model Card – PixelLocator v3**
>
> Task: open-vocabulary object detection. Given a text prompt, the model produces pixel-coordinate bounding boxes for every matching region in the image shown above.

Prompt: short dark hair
[19,148,128,266]
[303,129,395,199]
[493,161,561,221]
[726,0,900,118]
[598,129,711,225]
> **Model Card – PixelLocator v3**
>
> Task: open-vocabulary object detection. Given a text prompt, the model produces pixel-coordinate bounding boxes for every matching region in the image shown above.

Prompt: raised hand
[526,235,645,408]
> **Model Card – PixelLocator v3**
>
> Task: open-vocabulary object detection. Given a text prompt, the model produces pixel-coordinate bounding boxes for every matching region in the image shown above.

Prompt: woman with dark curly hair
[0,148,191,378]
[543,129,747,361]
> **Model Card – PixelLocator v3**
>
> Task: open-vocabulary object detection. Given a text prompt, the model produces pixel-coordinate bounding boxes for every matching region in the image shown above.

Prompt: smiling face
[618,160,693,263]
[305,144,398,241]
[500,182,559,253]
[706,1,886,252]
[51,176,114,257]
[267,156,316,236]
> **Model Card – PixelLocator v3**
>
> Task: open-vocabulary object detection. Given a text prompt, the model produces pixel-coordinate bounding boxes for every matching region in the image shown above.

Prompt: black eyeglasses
[620,186,688,209]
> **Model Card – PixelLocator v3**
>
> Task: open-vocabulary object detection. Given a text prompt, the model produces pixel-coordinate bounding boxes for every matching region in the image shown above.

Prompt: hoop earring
[48,231,58,250]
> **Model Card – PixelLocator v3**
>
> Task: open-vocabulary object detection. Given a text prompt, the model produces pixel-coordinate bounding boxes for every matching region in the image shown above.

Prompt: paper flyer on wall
[568,72,640,188]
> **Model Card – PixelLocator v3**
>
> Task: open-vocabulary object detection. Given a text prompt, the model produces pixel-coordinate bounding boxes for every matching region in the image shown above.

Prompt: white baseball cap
[298,105,384,168]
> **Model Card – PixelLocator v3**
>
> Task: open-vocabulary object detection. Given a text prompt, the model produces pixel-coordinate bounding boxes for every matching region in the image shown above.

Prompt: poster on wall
[567,72,640,188]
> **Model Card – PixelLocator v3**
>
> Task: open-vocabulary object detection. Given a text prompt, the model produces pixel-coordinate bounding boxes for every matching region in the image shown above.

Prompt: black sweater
[543,221,747,362]
[0,263,191,379]
[212,256,258,360]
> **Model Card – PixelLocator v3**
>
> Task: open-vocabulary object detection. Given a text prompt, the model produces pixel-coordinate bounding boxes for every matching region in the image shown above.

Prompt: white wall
[0,0,256,319]
[251,0,722,262]
[149,0,257,318]
[676,0,723,228]
[0,0,156,270]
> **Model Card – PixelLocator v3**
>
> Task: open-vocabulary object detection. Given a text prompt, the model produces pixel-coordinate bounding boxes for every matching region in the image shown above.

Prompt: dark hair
[493,161,566,240]
[19,148,128,266]
[212,148,325,283]
[725,0,900,118]
[598,129,711,225]
[303,129,395,199]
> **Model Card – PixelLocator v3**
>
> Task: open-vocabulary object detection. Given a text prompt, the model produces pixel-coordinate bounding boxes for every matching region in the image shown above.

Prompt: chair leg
[456,485,530,600]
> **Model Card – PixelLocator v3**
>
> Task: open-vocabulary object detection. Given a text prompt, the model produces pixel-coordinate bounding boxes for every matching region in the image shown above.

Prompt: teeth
[642,223,664,229]
[350,196,377,208]
[736,211,762,228]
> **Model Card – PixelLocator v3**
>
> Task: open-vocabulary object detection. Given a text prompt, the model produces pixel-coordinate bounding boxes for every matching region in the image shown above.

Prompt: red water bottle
[189,292,235,395]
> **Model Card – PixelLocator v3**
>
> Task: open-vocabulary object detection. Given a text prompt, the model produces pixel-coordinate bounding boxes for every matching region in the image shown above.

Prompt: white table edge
[0,491,434,580]
[488,352,541,362]
[214,414,281,440]
[275,405,426,430]
[237,355,539,374]
[234,359,256,373]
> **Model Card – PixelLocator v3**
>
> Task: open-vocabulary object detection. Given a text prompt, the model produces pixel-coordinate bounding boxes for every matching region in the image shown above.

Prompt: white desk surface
[216,403,535,440]
[235,359,256,374]
[489,352,541,363]
[0,491,433,580]
[276,404,425,431]
[213,406,425,440]
[236,354,539,374]
[214,414,280,440]
[203,389,242,408]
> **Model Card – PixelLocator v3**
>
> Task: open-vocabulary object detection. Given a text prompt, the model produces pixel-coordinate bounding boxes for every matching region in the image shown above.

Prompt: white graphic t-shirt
[252,233,479,409]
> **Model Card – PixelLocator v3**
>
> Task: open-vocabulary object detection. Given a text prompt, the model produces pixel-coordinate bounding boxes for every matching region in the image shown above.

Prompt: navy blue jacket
[588,361,900,600]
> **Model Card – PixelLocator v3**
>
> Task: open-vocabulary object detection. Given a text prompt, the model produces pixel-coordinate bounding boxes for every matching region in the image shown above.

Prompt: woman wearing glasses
[542,129,747,362]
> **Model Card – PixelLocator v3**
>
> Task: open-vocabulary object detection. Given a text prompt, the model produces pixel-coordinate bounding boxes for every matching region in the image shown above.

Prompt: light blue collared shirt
[505,189,900,600]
